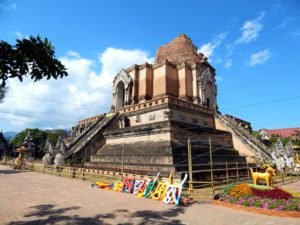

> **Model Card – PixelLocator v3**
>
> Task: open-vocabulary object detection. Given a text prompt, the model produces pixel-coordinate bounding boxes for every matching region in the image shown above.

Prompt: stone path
[0,164,299,225]
[279,180,300,193]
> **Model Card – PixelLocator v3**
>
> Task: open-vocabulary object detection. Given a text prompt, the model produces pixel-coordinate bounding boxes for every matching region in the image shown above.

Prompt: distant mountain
[3,131,17,140]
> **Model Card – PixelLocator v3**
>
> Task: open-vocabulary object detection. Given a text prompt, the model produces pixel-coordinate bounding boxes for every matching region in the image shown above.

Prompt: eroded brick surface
[155,34,204,64]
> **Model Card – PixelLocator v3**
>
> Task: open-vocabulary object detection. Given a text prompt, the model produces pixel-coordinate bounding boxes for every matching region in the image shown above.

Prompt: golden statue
[250,164,276,187]
[14,146,27,170]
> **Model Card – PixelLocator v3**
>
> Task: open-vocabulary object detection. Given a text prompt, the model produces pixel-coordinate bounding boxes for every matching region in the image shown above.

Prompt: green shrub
[249,184,272,190]
[253,200,262,207]
[242,200,250,206]
[222,183,238,195]
[268,204,277,210]
[286,203,298,211]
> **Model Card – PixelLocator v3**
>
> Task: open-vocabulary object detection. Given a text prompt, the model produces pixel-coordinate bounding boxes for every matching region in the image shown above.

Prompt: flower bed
[214,183,300,217]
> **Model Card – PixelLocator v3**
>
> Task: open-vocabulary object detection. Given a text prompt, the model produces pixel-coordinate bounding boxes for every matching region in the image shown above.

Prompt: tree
[11,128,47,158]
[293,129,300,145]
[45,129,68,146]
[251,130,262,139]
[11,128,67,159]
[0,35,68,100]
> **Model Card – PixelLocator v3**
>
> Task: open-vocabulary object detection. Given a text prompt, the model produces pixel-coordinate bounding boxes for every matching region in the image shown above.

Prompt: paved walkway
[0,165,299,225]
[279,180,300,193]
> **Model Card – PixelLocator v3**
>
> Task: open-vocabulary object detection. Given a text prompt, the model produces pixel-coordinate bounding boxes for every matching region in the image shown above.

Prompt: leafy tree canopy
[251,130,262,139]
[11,128,68,158]
[0,35,68,97]
[46,129,68,146]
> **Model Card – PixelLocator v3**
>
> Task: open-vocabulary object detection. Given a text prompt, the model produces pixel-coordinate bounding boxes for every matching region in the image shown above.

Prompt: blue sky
[0,0,300,132]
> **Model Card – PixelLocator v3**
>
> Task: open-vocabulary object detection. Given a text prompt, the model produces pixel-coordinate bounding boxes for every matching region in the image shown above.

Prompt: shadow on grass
[8,204,187,225]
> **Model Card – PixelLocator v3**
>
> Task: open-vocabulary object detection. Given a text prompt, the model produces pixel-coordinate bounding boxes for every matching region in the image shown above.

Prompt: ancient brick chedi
[111,34,216,113]
[62,34,271,178]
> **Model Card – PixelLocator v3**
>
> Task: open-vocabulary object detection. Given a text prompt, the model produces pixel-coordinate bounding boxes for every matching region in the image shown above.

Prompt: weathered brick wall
[90,120,247,178]
[156,34,203,64]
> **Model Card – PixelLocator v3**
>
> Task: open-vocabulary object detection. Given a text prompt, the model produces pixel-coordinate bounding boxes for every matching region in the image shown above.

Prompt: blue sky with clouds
[0,0,300,132]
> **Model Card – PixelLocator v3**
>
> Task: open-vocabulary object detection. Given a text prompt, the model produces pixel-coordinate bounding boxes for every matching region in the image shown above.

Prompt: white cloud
[198,32,227,60]
[226,44,234,57]
[290,29,300,38]
[99,48,154,82]
[215,76,224,81]
[224,59,232,69]
[275,20,287,30]
[0,48,153,131]
[13,31,29,39]
[274,17,294,30]
[235,11,265,44]
[0,0,16,11]
[215,57,222,64]
[249,49,271,66]
[15,31,23,39]
[66,51,81,58]
[198,43,215,59]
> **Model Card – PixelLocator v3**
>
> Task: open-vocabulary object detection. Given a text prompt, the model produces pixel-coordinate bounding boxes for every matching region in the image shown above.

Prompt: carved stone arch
[197,68,217,110]
[112,69,133,112]
[198,68,216,87]
[115,81,125,111]
[112,69,133,93]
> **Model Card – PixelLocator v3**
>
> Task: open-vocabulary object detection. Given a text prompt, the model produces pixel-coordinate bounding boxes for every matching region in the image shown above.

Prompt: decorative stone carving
[42,136,66,166]
[197,68,217,109]
[149,113,155,121]
[42,139,54,165]
[112,69,133,92]
[54,152,64,166]
[136,115,141,123]
[271,140,295,171]
[112,69,133,112]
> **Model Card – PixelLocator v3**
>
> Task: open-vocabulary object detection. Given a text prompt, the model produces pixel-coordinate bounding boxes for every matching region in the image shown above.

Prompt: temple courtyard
[0,164,299,225]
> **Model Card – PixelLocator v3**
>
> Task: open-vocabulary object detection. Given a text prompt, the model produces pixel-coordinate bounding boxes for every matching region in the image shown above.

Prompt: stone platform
[89,120,247,179]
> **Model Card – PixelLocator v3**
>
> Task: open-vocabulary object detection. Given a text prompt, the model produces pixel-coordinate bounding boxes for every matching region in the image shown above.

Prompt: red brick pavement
[0,165,299,225]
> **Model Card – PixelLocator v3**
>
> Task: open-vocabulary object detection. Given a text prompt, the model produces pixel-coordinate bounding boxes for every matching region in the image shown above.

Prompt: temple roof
[155,34,206,65]
[260,128,300,138]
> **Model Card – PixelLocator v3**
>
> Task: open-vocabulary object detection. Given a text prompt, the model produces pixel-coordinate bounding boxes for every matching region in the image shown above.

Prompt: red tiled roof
[261,128,300,138]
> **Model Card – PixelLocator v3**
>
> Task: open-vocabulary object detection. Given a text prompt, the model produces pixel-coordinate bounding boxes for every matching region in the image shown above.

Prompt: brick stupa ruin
[60,34,272,178]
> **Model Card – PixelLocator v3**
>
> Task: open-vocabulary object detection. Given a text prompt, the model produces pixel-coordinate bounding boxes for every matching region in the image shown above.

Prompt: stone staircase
[215,113,272,162]
[64,113,117,159]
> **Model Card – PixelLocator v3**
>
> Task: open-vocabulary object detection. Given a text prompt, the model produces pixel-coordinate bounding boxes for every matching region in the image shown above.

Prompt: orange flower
[229,183,252,198]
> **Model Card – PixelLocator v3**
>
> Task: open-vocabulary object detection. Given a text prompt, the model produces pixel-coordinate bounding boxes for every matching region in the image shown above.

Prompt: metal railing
[0,160,179,184]
[187,162,300,200]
